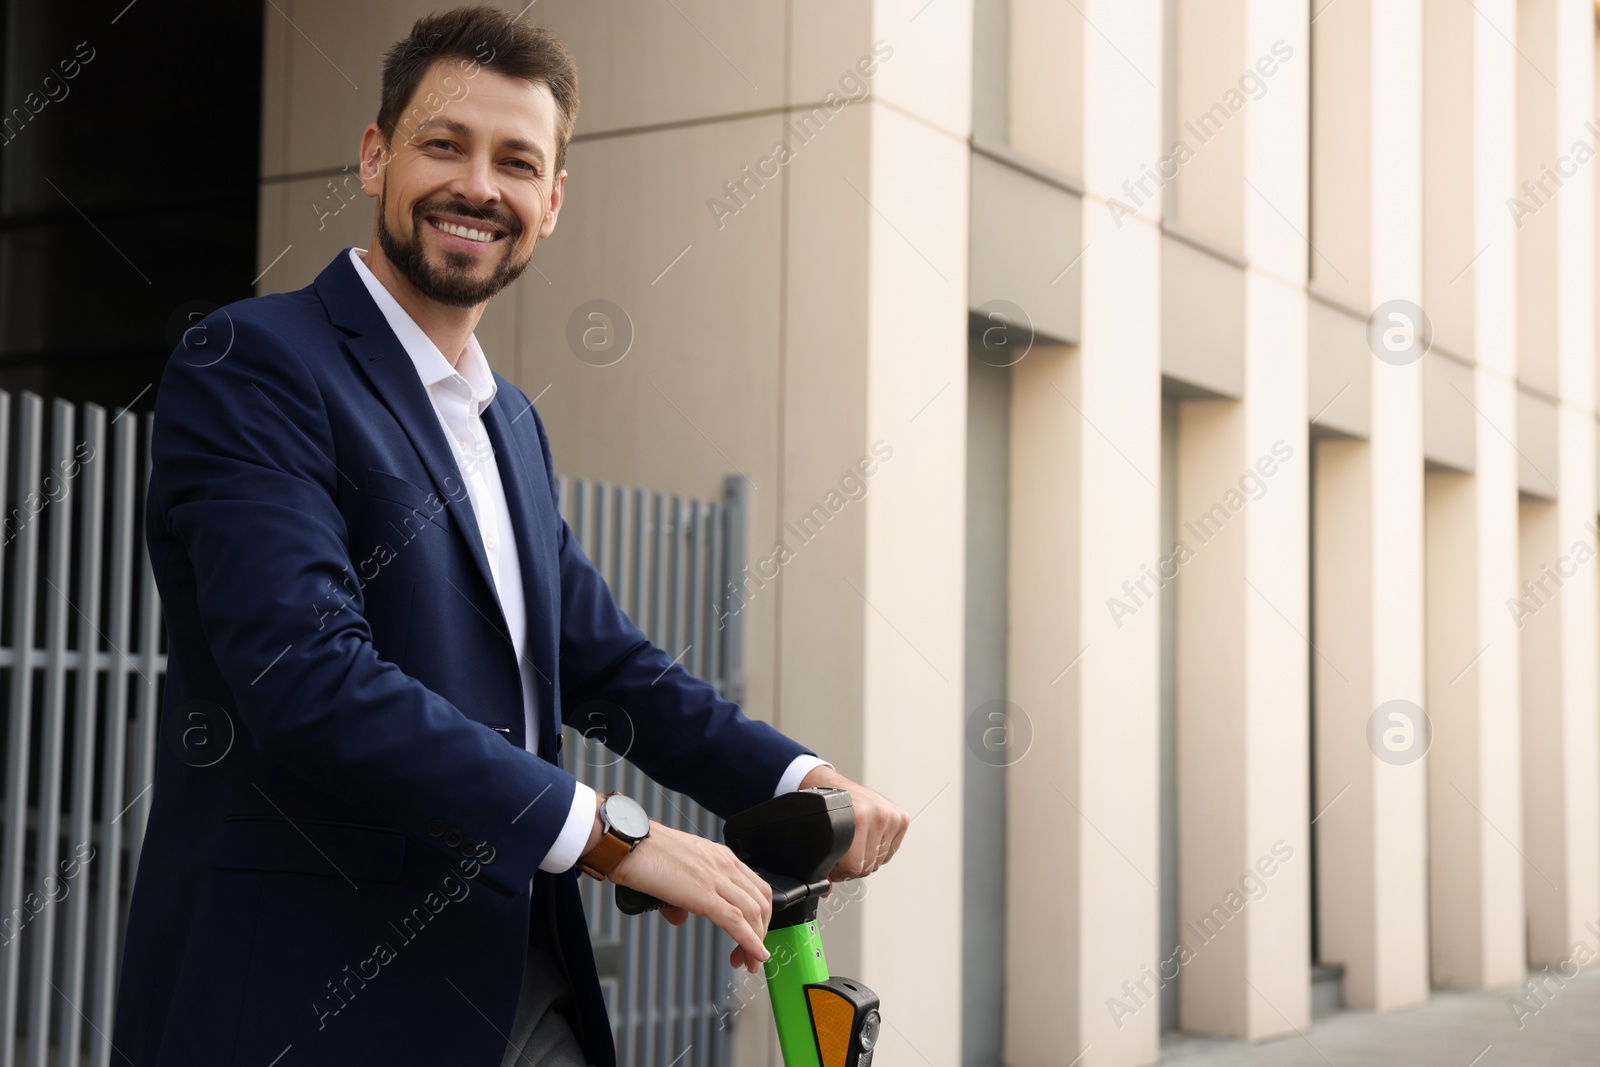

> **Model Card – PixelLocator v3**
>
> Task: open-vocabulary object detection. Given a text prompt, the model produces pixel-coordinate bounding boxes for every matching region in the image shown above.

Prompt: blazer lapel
[481,391,561,761]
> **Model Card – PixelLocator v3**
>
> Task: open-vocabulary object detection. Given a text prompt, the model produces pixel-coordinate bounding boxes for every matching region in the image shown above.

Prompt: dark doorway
[0,0,263,413]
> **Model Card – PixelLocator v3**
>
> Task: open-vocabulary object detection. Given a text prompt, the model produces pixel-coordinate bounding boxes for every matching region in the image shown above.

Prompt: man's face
[359,61,566,308]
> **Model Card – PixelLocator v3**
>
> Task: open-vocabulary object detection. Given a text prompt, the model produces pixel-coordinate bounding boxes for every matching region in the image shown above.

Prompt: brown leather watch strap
[575,829,635,880]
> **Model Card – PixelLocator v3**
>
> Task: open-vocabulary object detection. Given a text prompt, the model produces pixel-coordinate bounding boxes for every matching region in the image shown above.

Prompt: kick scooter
[616,787,881,1067]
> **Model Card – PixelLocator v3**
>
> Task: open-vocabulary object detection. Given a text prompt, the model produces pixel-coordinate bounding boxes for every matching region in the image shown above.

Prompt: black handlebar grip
[615,885,670,915]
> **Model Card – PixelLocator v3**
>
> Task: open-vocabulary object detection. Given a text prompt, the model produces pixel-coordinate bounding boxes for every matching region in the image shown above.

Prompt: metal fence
[0,394,162,1067]
[0,389,747,1067]
[558,474,750,1067]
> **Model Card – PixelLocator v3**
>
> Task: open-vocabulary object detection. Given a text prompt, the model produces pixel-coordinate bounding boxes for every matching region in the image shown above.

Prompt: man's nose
[449,155,500,214]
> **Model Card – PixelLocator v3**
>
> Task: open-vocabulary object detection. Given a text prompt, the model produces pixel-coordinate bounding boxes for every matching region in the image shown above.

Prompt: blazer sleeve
[523,400,815,820]
[150,315,575,898]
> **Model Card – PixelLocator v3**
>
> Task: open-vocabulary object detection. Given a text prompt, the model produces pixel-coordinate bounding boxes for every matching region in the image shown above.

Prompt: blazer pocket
[211,814,408,883]
[365,467,450,531]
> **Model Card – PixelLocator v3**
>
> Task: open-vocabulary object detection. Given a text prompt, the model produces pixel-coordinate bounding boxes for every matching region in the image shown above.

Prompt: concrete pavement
[1158,967,1600,1066]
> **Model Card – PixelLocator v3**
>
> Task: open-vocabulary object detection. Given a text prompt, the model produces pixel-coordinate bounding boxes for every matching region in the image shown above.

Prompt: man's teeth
[431,219,499,243]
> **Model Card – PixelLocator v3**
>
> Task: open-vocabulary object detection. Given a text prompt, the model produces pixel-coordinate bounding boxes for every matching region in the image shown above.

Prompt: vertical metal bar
[124,417,160,877]
[602,486,628,953]
[686,501,705,680]
[656,496,685,1061]
[568,476,579,543]
[0,390,10,1066]
[586,479,599,558]
[611,492,630,1062]
[621,752,639,1066]
[684,502,710,1067]
[639,492,666,1067]
[593,482,609,586]
[667,496,686,675]
[88,415,136,1067]
[585,480,601,560]
[56,404,106,1067]
[609,485,625,605]
[1,393,44,1067]
[572,476,589,548]
[648,493,665,643]
[621,491,651,1067]
[675,499,702,1060]
[628,488,645,622]
[614,485,633,961]
[712,477,745,1065]
[721,475,748,705]
[24,401,77,1067]
[704,854,720,1065]
[596,743,613,936]
[706,499,724,694]
[0,391,10,654]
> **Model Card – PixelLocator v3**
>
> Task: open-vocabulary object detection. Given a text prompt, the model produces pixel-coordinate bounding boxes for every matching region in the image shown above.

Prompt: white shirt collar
[348,247,496,411]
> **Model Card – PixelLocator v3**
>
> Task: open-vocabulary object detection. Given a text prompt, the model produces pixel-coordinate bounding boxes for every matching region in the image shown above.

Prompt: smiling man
[111,7,907,1067]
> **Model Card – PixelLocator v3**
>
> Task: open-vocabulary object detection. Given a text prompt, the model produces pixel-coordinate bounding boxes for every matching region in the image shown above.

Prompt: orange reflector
[806,985,857,1067]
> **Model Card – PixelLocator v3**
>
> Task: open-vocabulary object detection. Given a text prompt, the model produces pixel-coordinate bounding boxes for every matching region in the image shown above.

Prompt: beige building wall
[1165,0,1311,1043]
[1515,0,1600,971]
[1003,3,1162,1066]
[1420,0,1526,992]
[1309,0,1431,1013]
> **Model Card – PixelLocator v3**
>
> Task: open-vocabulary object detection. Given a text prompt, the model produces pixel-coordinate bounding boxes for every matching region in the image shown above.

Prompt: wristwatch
[575,792,651,880]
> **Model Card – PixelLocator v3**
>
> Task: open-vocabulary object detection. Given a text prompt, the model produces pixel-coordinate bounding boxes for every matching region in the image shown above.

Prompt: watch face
[605,795,651,841]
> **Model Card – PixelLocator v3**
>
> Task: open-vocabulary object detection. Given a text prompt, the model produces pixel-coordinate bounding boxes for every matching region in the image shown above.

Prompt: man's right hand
[605,821,773,972]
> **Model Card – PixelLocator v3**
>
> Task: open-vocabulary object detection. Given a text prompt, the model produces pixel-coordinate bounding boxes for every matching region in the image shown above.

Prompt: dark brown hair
[377,6,579,172]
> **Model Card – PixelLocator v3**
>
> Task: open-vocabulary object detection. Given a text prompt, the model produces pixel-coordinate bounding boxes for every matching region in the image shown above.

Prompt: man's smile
[424,213,509,249]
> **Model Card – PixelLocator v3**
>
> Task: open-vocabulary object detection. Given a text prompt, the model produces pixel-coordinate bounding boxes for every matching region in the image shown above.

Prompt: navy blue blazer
[111,249,812,1066]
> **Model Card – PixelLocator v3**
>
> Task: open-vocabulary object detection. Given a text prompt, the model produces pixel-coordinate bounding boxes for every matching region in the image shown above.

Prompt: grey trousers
[496,940,590,1067]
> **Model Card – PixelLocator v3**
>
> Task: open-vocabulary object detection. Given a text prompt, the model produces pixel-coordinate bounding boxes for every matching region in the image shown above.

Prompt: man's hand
[798,765,910,880]
[606,821,774,973]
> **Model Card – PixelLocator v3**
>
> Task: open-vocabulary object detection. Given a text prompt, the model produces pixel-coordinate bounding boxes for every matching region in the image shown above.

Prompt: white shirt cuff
[775,755,832,797]
[539,780,598,874]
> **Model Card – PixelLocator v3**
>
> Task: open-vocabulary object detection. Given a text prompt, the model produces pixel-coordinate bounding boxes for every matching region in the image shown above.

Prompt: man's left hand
[798,764,909,880]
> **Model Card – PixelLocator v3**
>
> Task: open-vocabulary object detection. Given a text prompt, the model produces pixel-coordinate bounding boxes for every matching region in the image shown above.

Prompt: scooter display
[615,787,881,1067]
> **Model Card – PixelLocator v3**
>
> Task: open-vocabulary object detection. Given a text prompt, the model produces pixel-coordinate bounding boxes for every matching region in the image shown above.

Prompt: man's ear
[357,124,389,198]
[538,169,567,239]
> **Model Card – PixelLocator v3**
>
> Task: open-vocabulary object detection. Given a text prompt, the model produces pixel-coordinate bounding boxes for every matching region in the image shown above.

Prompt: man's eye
[505,159,535,172]
[426,140,455,151]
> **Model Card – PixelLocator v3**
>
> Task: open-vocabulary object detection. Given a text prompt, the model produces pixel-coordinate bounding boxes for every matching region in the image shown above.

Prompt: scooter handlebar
[614,871,831,916]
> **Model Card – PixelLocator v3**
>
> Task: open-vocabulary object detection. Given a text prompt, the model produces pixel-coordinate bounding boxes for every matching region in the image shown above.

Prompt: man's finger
[729,918,768,971]
[721,881,769,942]
[739,864,773,928]
[871,822,901,871]
[887,813,908,858]
[713,888,769,967]
[730,945,765,972]
[864,831,889,875]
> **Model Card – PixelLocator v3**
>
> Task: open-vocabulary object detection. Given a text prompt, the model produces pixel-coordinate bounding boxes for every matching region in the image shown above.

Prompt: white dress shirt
[349,249,827,876]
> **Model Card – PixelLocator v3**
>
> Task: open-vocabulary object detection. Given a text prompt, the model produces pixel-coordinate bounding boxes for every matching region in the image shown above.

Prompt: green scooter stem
[763,920,830,1067]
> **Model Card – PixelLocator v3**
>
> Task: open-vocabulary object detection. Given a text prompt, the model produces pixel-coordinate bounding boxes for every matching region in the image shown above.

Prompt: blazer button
[461,839,478,856]
[426,820,445,838]
[477,844,496,865]
[444,828,463,848]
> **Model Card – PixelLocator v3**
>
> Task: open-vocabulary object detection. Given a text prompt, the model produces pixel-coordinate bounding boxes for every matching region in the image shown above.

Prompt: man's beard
[377,182,531,308]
